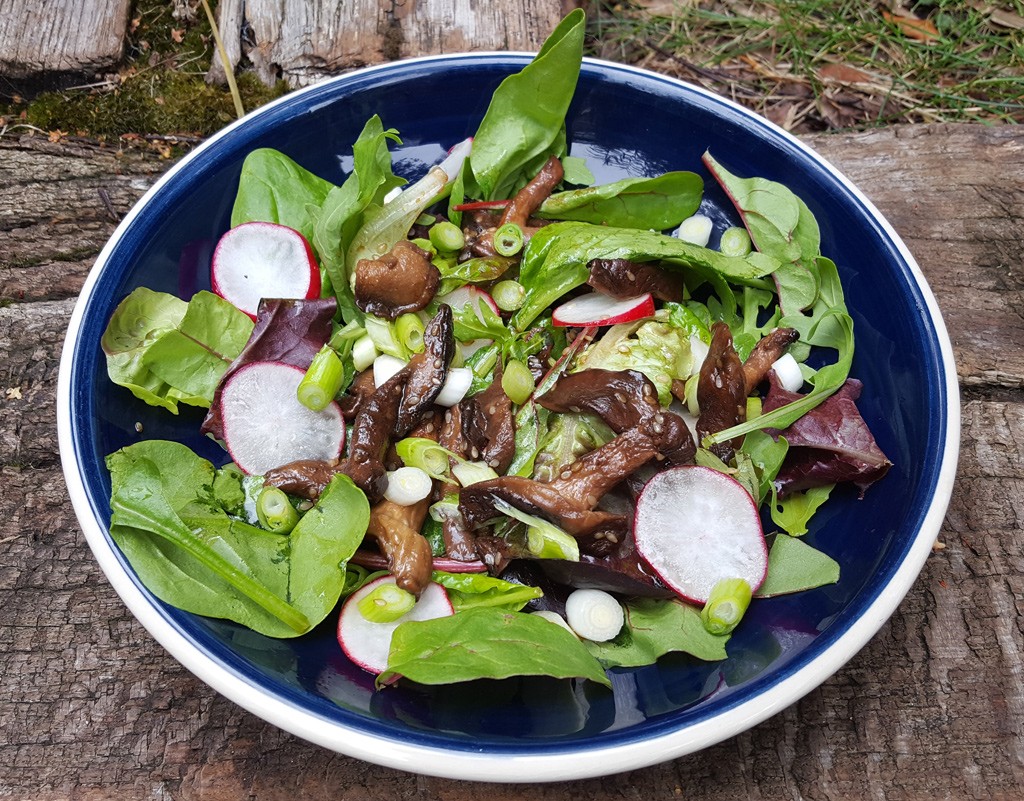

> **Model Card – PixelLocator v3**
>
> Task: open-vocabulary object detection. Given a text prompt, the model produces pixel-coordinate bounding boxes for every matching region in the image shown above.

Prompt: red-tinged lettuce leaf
[202,297,337,441]
[763,376,892,497]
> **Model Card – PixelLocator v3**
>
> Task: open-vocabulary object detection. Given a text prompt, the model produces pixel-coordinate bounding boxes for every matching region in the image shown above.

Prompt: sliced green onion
[451,460,500,487]
[409,236,437,256]
[364,314,409,360]
[493,223,524,257]
[501,358,535,405]
[526,525,580,561]
[492,279,526,311]
[564,588,623,641]
[720,226,752,256]
[415,212,436,227]
[396,437,454,481]
[352,334,378,372]
[492,498,580,562]
[746,395,763,420]
[383,466,433,506]
[395,313,426,353]
[357,582,416,623]
[297,345,344,411]
[329,320,365,351]
[429,220,465,253]
[256,486,300,534]
[701,577,753,635]
[429,493,461,523]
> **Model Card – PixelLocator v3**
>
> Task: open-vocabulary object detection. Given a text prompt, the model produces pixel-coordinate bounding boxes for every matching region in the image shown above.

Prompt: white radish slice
[337,575,454,674]
[219,361,345,475]
[437,286,500,357]
[435,366,473,407]
[437,286,500,322]
[211,221,320,319]
[552,292,654,327]
[634,465,767,604]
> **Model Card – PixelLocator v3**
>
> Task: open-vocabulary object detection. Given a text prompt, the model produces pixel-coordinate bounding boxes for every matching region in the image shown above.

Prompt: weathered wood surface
[0,0,133,83]
[1,123,1022,800]
[209,0,568,86]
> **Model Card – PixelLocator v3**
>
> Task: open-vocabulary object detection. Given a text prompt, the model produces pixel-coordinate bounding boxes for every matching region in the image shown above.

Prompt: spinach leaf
[467,9,585,200]
[585,598,730,668]
[431,571,542,612]
[102,288,253,413]
[703,152,821,313]
[560,155,595,187]
[740,430,790,504]
[231,148,334,248]
[312,116,405,321]
[537,172,703,230]
[512,221,780,330]
[380,607,611,688]
[755,533,840,597]
[107,441,369,638]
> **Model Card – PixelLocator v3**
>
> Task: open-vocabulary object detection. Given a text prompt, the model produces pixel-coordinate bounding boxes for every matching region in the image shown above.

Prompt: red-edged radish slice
[337,575,454,674]
[552,292,655,327]
[211,221,320,319]
[437,286,501,358]
[219,361,345,475]
[634,465,767,604]
[437,286,500,322]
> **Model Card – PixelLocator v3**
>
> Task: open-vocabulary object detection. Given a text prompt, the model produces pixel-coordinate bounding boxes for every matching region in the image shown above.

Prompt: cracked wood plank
[0,0,132,82]
[208,0,568,86]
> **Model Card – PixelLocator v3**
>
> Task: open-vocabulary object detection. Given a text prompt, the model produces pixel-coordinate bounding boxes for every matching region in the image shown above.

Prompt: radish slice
[552,292,655,327]
[211,221,321,319]
[438,286,501,357]
[437,286,500,322]
[634,465,767,604]
[219,361,345,475]
[337,575,454,674]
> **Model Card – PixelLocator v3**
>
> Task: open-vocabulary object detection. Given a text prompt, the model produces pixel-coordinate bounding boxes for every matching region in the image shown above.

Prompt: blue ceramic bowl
[58,56,959,781]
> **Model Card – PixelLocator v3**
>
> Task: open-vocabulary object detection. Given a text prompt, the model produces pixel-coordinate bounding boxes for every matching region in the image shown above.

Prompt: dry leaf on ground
[881,9,941,41]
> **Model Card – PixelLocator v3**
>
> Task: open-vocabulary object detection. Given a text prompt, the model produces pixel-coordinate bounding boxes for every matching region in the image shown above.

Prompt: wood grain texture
[0,0,132,79]
[209,0,566,86]
[1,123,1022,799]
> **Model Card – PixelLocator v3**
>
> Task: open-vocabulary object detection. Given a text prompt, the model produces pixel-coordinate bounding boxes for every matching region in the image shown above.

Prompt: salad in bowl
[59,8,956,781]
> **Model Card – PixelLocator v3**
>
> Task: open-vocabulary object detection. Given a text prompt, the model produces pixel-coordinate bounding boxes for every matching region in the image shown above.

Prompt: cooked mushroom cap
[354,240,440,320]
[586,258,683,302]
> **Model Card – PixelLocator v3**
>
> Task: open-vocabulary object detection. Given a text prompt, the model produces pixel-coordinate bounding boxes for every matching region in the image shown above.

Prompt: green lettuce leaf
[755,533,840,596]
[576,319,696,406]
[312,115,406,321]
[585,598,730,668]
[142,291,254,405]
[102,288,253,413]
[512,221,780,330]
[431,571,542,612]
[537,171,703,230]
[380,607,611,687]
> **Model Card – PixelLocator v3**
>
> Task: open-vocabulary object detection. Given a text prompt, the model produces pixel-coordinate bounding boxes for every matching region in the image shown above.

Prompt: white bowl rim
[57,52,960,782]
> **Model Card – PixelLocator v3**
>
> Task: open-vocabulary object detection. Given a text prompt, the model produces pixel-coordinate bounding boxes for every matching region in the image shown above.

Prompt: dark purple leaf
[764,376,891,497]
